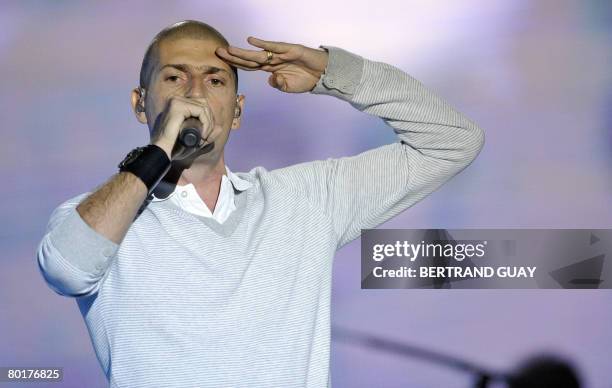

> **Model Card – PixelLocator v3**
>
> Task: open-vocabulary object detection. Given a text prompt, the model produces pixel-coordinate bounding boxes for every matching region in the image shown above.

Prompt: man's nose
[185,76,207,99]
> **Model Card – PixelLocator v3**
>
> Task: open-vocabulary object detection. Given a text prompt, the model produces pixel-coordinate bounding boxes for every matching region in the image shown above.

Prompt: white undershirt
[151,166,251,224]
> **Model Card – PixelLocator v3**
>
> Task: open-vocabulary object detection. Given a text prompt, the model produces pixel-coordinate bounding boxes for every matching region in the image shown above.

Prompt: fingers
[216,47,262,71]
[170,97,211,125]
[216,37,293,71]
[268,73,286,91]
[154,97,213,147]
[228,46,281,66]
[216,49,288,73]
[176,97,214,138]
[260,63,286,72]
[247,36,291,53]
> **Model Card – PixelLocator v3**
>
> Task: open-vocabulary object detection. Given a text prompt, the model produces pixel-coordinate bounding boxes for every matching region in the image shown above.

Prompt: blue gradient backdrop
[1,1,611,387]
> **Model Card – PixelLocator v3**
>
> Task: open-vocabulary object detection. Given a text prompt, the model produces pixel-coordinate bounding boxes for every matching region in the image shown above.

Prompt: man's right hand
[150,96,214,160]
[71,96,215,245]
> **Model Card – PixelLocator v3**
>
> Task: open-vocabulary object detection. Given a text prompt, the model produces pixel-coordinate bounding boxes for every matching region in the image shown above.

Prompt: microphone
[179,127,201,148]
[178,117,203,149]
[171,117,214,160]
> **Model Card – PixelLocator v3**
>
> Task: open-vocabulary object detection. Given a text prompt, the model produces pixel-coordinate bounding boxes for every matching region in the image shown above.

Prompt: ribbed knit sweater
[37,45,485,388]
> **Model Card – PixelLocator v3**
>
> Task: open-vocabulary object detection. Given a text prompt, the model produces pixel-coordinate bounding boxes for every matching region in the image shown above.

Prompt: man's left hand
[215,37,328,93]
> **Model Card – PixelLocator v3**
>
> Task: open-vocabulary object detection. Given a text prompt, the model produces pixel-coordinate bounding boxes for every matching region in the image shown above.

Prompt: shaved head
[139,20,238,92]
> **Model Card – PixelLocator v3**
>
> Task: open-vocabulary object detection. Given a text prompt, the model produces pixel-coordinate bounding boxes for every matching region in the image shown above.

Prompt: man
[37,20,484,388]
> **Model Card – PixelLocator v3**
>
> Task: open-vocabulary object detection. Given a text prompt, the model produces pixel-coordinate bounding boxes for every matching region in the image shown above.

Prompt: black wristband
[118,145,172,193]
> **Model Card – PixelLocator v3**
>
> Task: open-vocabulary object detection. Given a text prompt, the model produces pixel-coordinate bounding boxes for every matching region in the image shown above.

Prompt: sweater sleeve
[36,193,119,297]
[270,45,485,250]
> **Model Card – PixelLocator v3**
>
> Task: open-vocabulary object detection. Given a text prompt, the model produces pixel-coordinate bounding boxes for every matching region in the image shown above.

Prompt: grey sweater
[37,45,484,388]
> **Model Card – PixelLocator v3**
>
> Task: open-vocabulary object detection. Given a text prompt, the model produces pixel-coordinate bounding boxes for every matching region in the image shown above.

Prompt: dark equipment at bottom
[332,327,581,388]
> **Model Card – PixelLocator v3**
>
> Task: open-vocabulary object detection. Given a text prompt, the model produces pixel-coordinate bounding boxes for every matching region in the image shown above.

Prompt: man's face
[136,37,243,159]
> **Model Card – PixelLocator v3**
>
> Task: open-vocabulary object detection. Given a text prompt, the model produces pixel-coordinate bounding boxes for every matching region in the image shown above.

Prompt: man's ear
[130,87,148,124]
[231,94,245,130]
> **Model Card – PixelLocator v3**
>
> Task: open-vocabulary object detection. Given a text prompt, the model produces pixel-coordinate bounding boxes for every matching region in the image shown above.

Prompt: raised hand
[215,37,328,93]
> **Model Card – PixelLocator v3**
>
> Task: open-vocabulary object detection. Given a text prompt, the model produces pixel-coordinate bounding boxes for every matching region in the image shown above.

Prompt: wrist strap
[118,145,171,194]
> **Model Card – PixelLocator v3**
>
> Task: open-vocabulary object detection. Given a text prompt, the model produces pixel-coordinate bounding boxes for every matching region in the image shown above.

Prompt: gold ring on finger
[264,50,273,63]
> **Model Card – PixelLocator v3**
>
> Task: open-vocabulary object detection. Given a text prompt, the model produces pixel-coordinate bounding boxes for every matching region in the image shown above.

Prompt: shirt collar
[224,165,252,192]
[150,165,252,202]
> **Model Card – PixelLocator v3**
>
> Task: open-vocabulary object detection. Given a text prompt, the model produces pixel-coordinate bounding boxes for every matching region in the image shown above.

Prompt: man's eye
[210,78,224,86]
[165,76,180,82]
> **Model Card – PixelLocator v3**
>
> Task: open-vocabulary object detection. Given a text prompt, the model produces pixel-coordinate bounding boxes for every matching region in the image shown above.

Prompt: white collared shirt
[151,166,251,224]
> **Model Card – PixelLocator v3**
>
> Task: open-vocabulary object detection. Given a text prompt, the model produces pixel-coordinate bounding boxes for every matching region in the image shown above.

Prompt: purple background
[1,1,611,387]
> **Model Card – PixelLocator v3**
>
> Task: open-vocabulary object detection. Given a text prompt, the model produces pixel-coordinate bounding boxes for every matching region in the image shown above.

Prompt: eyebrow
[159,64,232,77]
